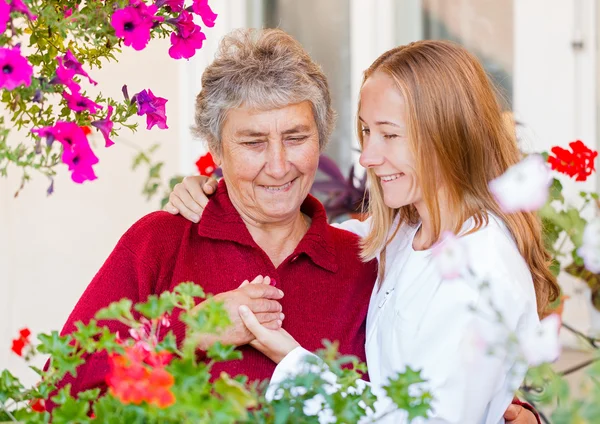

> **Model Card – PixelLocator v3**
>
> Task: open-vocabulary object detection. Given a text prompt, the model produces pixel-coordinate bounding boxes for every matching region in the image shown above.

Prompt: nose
[359,138,384,169]
[265,142,290,179]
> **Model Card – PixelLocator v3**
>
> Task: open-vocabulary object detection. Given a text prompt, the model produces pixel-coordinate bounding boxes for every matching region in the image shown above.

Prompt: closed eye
[383,134,399,139]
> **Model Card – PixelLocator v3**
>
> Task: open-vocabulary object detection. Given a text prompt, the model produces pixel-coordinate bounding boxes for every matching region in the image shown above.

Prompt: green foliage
[1,282,433,423]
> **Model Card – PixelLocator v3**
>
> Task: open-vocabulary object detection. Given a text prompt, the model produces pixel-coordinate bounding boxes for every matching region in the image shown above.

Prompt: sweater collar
[198,180,338,273]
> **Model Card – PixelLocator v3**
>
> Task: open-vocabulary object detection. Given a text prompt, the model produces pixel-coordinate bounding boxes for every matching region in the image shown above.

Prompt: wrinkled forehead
[222,101,318,138]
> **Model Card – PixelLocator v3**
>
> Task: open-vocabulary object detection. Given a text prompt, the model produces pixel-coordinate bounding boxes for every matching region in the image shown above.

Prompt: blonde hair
[358,40,559,317]
[193,28,335,153]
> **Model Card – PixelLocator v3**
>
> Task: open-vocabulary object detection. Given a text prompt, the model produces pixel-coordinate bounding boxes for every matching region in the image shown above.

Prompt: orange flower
[106,346,176,408]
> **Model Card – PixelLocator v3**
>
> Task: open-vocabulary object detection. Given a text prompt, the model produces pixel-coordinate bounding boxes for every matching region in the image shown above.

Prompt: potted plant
[311,154,368,222]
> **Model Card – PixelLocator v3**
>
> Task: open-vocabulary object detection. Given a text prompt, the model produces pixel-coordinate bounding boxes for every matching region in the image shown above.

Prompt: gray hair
[192,28,335,153]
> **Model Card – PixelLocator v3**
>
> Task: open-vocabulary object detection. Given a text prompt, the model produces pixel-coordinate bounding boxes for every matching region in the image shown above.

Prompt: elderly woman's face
[214,101,320,223]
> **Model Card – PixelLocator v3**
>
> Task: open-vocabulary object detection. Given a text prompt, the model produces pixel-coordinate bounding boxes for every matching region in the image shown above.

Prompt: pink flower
[10,0,36,20]
[0,46,33,90]
[62,89,103,114]
[32,121,99,183]
[62,141,99,183]
[157,0,184,12]
[169,25,206,60]
[432,231,468,279]
[91,105,115,147]
[134,88,168,130]
[63,50,97,86]
[168,9,196,36]
[191,0,217,27]
[52,58,81,92]
[489,155,552,213]
[111,3,162,51]
[0,1,10,34]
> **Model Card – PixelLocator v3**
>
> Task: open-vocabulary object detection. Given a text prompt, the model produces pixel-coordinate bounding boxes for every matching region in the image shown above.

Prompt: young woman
[167,40,557,423]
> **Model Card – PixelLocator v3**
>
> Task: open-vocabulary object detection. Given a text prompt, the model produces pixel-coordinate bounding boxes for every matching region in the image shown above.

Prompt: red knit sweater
[55,180,377,397]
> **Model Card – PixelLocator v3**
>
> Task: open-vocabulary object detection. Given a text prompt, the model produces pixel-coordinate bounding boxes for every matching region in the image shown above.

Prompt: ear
[208,144,222,167]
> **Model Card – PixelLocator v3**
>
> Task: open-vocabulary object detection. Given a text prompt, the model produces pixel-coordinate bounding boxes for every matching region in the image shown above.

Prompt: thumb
[239,305,269,340]
[503,404,521,421]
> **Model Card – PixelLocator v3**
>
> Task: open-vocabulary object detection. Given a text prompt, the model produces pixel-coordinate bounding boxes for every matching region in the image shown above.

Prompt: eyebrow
[235,124,313,137]
[358,116,403,128]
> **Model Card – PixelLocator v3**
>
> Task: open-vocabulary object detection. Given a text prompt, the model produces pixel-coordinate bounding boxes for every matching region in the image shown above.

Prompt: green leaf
[95,298,134,322]
[207,342,242,362]
[134,293,175,319]
[214,372,257,417]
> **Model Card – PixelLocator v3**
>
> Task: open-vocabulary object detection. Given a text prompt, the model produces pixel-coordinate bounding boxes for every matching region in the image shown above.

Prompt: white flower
[582,218,600,247]
[577,218,600,273]
[518,314,561,367]
[489,155,552,213]
[432,231,468,279]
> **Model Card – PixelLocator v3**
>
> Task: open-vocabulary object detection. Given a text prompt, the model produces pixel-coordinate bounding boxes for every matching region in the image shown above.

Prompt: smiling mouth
[261,177,297,192]
[379,173,404,182]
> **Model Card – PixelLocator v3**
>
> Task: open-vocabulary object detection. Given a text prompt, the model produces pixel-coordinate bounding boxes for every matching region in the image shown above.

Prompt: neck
[412,190,453,251]
[235,206,309,268]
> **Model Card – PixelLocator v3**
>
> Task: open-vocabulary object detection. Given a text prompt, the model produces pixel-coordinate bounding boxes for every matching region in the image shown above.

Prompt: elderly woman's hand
[164,176,217,223]
[193,275,285,350]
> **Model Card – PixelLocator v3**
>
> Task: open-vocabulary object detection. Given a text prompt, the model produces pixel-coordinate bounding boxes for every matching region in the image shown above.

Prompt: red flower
[106,346,175,408]
[30,398,45,413]
[195,152,217,176]
[11,327,31,356]
[548,140,598,182]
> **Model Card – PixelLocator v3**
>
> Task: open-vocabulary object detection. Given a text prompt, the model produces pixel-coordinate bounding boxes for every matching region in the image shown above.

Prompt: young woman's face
[358,71,422,209]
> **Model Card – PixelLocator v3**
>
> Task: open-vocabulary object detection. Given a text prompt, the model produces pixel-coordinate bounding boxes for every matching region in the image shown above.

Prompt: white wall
[514,0,598,346]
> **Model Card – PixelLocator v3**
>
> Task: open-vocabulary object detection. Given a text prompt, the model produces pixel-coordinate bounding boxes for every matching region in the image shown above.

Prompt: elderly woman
[53,28,376,399]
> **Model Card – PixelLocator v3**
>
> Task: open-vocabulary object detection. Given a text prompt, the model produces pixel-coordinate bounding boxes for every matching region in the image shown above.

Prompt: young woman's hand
[163,176,218,223]
[238,276,300,364]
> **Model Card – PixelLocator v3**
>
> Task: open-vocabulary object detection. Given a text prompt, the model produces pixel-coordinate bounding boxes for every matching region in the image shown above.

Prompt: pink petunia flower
[62,141,99,183]
[169,25,206,60]
[10,0,36,20]
[0,0,10,34]
[91,105,115,147]
[134,88,168,130]
[157,0,185,12]
[32,121,99,183]
[63,50,97,85]
[0,46,32,90]
[111,2,162,51]
[191,0,217,27]
[63,89,103,114]
[52,57,81,92]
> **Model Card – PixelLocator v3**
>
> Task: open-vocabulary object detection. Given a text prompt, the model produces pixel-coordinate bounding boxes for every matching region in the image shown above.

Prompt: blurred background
[1,0,599,395]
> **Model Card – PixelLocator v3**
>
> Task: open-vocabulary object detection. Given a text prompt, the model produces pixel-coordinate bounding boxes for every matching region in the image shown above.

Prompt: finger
[238,280,250,288]
[249,275,265,285]
[248,275,270,285]
[163,201,180,215]
[203,178,218,194]
[248,298,282,313]
[169,193,200,223]
[262,320,283,330]
[255,312,285,323]
[244,284,284,299]
[503,404,520,421]
[239,305,271,340]
[183,176,212,208]
[174,182,205,216]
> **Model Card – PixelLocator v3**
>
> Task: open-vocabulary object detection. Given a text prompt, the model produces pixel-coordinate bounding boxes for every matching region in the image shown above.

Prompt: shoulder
[118,211,196,253]
[457,214,538,322]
